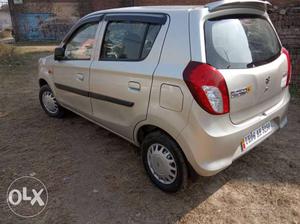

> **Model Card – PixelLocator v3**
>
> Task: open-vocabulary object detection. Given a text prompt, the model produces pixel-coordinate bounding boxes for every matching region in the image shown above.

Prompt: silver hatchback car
[38,0,291,192]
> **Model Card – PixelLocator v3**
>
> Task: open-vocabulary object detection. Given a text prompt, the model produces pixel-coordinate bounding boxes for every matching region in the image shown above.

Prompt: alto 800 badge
[231,86,252,98]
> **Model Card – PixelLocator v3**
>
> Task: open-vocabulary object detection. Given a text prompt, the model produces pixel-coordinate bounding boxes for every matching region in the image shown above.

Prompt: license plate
[241,121,272,151]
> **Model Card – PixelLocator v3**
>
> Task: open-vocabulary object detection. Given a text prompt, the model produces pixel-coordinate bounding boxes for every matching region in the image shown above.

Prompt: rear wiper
[247,62,256,68]
[220,48,232,69]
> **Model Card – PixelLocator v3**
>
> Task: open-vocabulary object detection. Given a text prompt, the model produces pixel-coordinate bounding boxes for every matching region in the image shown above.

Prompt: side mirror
[54,47,65,61]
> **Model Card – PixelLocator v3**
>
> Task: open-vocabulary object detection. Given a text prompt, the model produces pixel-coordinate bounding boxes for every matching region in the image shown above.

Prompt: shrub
[0,43,17,62]
[0,29,12,39]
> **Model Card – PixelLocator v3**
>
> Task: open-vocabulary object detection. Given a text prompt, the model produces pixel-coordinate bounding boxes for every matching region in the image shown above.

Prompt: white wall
[0,10,12,30]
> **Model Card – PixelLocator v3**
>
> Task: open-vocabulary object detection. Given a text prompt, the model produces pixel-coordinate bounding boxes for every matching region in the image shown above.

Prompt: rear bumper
[177,88,290,176]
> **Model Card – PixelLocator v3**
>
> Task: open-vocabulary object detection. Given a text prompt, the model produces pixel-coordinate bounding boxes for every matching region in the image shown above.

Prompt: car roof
[83,5,204,19]
[82,0,270,20]
[106,5,203,11]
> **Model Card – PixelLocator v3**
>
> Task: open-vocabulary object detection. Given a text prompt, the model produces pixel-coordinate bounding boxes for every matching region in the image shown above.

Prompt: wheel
[39,85,64,118]
[141,131,188,192]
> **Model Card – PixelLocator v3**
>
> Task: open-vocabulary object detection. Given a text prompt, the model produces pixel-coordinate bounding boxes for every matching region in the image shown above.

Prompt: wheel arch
[39,78,49,87]
[136,124,171,146]
[135,123,197,178]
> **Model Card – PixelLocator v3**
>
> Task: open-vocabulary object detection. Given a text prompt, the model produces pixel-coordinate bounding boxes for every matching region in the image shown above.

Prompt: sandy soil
[0,45,299,224]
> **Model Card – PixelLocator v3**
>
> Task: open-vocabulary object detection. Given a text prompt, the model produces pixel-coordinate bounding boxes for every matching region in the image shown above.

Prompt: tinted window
[141,24,161,58]
[205,16,281,69]
[100,22,161,61]
[65,23,98,60]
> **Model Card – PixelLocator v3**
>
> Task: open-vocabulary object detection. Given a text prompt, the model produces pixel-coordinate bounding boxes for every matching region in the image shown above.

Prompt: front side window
[205,15,281,69]
[100,21,161,61]
[64,23,98,60]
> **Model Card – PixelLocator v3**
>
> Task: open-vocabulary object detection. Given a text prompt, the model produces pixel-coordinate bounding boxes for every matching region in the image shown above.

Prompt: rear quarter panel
[136,11,194,143]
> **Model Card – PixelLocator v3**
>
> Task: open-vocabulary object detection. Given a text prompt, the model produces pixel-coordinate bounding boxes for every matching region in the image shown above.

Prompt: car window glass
[100,21,160,61]
[65,23,98,60]
[141,24,161,58]
[205,16,281,69]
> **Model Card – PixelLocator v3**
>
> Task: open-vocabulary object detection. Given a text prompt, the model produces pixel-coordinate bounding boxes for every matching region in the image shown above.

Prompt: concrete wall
[0,9,12,30]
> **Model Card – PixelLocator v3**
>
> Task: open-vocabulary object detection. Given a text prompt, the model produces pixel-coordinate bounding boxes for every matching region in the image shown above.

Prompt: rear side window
[141,24,161,58]
[205,15,281,69]
[100,22,161,61]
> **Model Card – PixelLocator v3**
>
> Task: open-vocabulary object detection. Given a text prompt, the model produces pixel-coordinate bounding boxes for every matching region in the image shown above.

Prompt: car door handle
[75,73,84,81]
[128,81,141,91]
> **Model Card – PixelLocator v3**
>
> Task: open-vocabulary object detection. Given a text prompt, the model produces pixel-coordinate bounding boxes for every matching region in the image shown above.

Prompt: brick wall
[268,1,300,85]
[9,0,82,41]
[90,0,132,10]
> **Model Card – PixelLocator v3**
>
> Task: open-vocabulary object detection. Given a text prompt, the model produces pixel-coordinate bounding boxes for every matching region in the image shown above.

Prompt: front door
[90,14,168,140]
[53,22,99,115]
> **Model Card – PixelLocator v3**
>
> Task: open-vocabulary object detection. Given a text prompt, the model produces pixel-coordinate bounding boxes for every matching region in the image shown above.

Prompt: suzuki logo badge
[265,76,271,85]
[264,76,271,92]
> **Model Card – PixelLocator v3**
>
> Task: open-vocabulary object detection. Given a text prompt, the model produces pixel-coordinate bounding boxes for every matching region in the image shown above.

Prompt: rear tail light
[282,47,292,87]
[183,61,229,115]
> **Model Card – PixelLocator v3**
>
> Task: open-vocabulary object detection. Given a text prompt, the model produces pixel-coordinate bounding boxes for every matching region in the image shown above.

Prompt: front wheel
[39,85,64,118]
[141,131,188,192]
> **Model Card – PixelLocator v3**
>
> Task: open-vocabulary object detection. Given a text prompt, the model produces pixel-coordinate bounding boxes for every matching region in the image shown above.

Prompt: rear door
[90,14,168,139]
[204,14,288,124]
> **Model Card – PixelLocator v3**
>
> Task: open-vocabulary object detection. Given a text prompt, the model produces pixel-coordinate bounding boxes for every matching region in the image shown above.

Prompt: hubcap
[147,143,177,184]
[42,91,58,114]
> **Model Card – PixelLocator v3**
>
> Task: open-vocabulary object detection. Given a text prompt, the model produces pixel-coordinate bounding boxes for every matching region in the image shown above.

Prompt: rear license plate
[241,121,272,151]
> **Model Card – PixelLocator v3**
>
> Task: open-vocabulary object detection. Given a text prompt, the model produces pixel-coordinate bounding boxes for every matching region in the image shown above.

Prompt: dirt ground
[0,44,299,224]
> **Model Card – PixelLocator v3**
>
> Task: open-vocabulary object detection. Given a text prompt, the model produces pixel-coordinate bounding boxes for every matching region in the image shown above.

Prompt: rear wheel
[141,131,188,192]
[39,85,64,118]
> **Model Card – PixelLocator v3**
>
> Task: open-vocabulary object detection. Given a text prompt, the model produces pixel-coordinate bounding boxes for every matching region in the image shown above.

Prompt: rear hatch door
[204,14,288,124]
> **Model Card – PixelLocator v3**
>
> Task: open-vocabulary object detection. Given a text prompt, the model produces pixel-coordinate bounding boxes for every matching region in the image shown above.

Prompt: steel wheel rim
[42,91,58,114]
[147,143,177,184]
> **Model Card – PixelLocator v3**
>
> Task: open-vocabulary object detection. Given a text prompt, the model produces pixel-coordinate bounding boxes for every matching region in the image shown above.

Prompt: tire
[141,131,188,192]
[39,85,65,118]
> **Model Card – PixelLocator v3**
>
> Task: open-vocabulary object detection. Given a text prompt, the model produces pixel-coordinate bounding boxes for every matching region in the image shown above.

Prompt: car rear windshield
[205,15,281,69]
